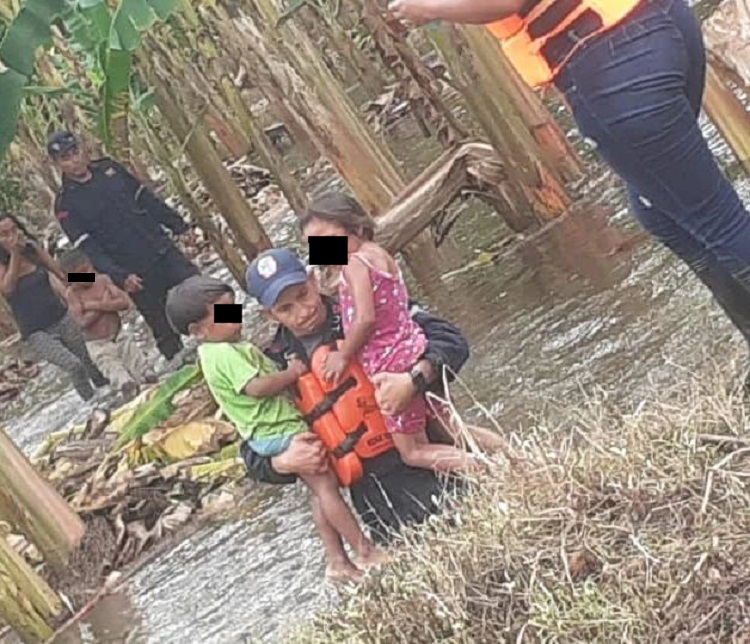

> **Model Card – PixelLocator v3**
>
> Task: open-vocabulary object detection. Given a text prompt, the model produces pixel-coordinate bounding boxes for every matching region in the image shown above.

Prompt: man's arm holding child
[373,303,470,415]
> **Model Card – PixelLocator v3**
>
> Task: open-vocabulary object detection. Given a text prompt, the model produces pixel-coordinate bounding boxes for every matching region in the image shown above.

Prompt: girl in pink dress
[300,193,482,473]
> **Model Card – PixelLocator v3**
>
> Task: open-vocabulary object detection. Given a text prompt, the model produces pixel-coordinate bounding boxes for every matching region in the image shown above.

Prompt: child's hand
[388,0,437,25]
[287,356,308,379]
[323,351,349,383]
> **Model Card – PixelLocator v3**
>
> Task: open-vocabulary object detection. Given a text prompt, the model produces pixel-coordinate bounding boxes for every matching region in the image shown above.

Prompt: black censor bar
[308,236,348,266]
[67,272,95,283]
[213,303,243,323]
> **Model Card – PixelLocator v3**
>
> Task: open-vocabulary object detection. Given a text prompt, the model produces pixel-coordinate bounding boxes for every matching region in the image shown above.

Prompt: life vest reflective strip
[295,341,393,487]
[487,0,642,87]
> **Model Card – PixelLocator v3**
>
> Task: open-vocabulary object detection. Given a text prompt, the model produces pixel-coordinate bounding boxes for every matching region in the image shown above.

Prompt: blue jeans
[555,0,750,286]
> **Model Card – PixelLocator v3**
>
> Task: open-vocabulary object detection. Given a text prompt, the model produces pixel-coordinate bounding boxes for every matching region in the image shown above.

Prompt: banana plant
[0,0,178,163]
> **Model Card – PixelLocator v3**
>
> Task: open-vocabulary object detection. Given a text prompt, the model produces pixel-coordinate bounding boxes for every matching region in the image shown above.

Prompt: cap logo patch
[105,168,116,178]
[257,255,277,279]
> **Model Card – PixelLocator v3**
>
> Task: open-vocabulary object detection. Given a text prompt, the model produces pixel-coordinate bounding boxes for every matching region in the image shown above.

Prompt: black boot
[694,264,750,395]
[695,264,750,346]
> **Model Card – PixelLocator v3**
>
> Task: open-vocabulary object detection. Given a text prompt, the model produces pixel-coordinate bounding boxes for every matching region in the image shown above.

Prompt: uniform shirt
[54,158,189,285]
[198,341,307,442]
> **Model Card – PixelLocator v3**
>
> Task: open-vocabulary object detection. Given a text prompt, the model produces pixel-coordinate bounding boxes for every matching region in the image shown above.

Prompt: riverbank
[294,364,750,642]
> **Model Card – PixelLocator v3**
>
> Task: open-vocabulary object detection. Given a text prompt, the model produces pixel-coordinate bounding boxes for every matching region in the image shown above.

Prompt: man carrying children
[165,248,472,570]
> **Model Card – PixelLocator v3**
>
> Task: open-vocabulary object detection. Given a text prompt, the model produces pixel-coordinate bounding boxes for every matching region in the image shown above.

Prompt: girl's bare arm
[339,259,377,361]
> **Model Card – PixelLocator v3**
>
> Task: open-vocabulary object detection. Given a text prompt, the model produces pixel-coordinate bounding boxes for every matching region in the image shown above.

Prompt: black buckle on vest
[528,0,582,40]
[331,422,368,458]
[540,9,603,71]
[303,376,357,425]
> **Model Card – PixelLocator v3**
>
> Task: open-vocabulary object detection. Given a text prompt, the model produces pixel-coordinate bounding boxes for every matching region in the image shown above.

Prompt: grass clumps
[293,372,750,642]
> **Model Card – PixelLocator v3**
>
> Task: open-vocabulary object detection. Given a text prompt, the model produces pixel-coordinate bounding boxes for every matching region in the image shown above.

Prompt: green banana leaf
[0,0,67,157]
[0,0,179,162]
[116,363,203,449]
[99,47,132,146]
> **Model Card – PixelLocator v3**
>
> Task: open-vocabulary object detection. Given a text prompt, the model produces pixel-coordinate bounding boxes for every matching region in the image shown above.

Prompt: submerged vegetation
[295,364,750,642]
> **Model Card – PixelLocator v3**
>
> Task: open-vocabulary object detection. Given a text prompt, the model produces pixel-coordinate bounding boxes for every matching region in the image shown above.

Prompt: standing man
[50,131,199,367]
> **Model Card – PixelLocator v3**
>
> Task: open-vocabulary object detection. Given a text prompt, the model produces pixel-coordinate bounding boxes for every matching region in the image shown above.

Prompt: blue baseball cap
[246,248,309,307]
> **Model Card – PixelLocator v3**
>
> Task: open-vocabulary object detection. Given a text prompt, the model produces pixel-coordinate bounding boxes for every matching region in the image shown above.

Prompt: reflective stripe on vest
[487,0,642,87]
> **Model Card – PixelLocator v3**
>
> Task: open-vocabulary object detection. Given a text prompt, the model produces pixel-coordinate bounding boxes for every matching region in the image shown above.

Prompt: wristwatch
[409,367,428,395]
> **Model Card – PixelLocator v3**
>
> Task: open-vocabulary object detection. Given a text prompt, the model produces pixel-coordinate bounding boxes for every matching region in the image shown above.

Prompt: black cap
[47,131,79,159]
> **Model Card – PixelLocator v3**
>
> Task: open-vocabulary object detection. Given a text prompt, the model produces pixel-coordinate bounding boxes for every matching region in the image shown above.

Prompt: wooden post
[0,536,62,643]
[0,427,85,571]
[136,114,249,285]
[428,24,572,225]
[144,54,273,261]
[703,57,750,176]
[233,0,405,213]
[219,76,309,214]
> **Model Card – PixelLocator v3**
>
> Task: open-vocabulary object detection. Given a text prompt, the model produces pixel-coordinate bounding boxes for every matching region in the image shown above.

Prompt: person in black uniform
[50,131,198,364]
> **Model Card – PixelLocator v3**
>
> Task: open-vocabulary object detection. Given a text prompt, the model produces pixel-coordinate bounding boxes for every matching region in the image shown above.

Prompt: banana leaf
[0,0,67,157]
[116,364,203,448]
[0,0,178,162]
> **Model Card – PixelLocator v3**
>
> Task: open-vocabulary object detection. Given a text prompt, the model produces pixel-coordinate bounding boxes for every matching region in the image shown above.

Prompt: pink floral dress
[339,253,428,435]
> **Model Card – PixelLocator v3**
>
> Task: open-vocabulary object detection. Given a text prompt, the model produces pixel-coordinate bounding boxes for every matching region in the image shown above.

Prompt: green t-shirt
[198,342,307,442]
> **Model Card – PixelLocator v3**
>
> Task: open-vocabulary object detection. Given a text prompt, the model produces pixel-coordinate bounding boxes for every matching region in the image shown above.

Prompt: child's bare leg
[302,471,387,567]
[434,406,517,460]
[310,496,361,582]
[393,430,484,473]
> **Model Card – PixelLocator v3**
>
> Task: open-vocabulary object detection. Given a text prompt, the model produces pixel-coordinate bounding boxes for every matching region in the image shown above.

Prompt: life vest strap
[303,375,357,425]
[331,423,368,458]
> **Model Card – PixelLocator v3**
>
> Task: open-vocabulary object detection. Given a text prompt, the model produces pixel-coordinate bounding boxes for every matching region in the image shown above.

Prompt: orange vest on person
[295,341,394,487]
[487,0,642,88]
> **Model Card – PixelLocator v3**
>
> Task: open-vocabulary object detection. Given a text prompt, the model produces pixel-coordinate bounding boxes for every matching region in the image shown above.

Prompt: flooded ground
[3,113,750,643]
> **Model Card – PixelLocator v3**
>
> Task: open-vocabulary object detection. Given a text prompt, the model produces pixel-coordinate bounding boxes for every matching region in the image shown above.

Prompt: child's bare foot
[354,546,390,569]
[326,559,362,584]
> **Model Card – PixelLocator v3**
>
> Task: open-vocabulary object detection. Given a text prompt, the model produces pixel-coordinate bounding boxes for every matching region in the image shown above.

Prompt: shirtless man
[60,248,152,400]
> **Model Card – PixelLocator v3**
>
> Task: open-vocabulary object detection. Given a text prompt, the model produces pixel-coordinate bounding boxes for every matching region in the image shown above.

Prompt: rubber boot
[695,264,750,346]
[693,264,750,396]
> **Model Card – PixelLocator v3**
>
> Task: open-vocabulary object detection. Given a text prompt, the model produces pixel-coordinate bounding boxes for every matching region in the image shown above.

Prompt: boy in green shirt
[165,275,386,582]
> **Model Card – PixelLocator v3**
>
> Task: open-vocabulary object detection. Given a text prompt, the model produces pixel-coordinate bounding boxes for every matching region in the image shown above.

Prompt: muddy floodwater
[3,115,750,643]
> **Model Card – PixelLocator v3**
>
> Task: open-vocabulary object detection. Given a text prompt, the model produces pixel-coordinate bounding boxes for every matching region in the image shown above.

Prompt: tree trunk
[428,24,572,225]
[357,1,468,146]
[703,57,750,176]
[498,53,583,183]
[703,0,750,88]
[0,536,62,643]
[145,55,272,262]
[230,0,405,213]
[136,115,249,285]
[0,427,85,571]
[219,76,309,213]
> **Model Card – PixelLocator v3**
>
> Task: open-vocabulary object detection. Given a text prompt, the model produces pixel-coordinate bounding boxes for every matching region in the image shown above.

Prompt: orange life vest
[295,341,393,487]
[487,0,642,88]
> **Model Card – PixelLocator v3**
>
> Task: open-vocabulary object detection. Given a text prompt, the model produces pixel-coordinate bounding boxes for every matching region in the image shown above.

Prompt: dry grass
[292,365,750,643]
